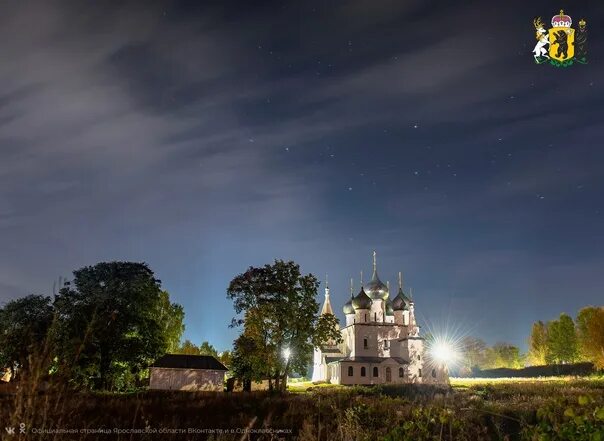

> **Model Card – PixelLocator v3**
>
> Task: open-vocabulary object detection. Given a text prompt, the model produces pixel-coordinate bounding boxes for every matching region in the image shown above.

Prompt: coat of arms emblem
[533,10,588,67]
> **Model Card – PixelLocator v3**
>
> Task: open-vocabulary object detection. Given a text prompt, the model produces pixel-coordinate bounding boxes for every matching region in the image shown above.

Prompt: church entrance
[385,367,391,383]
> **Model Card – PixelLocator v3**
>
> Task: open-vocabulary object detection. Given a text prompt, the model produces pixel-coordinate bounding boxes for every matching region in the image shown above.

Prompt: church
[311,252,448,385]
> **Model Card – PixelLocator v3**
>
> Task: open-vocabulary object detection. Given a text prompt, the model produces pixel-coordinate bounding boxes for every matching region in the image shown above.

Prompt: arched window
[361,367,366,377]
[417,354,421,360]
[418,369,422,378]
[374,312,377,321]
[372,367,378,377]
[364,313,367,322]
[363,338,368,349]
[399,367,404,378]
[432,369,436,378]
[348,366,353,377]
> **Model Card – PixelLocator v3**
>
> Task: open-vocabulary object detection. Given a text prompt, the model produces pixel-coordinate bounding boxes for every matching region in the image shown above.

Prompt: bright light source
[431,343,456,364]
[282,347,291,361]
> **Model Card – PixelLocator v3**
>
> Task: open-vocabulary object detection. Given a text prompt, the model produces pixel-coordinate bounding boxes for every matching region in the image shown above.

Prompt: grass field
[1,376,603,440]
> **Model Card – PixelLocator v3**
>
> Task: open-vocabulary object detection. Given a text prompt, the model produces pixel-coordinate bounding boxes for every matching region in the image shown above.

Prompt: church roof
[352,287,372,310]
[151,354,228,371]
[320,278,334,315]
[343,278,355,315]
[385,299,394,316]
[392,272,411,311]
[365,251,389,300]
[343,298,354,315]
[392,288,410,311]
[321,294,334,315]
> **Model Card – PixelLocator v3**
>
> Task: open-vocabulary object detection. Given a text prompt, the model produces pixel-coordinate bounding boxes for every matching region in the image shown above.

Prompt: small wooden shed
[149,354,228,391]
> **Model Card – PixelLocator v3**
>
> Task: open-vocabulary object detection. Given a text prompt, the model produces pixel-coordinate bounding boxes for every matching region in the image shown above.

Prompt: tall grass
[1,374,603,440]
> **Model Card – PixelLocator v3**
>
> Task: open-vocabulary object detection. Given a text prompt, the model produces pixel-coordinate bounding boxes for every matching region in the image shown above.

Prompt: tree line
[0,259,341,392]
[527,308,604,368]
[456,338,524,375]
[175,339,232,367]
[455,306,604,375]
[0,261,184,391]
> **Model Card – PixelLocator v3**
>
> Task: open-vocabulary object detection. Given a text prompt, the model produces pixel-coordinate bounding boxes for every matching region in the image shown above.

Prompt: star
[348,187,353,191]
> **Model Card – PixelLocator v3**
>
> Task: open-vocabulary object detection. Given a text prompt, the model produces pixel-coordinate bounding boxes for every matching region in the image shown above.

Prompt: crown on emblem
[551,9,572,28]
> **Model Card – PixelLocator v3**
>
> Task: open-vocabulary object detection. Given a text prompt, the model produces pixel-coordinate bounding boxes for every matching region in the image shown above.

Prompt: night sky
[1,0,603,352]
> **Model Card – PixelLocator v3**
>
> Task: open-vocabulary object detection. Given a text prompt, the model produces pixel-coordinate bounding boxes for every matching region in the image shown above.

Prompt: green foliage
[483,343,524,369]
[156,291,184,354]
[175,340,231,367]
[177,339,201,355]
[524,395,604,440]
[227,260,342,390]
[231,332,265,389]
[52,261,184,391]
[0,295,54,371]
[576,307,604,369]
[459,337,489,374]
[549,58,574,67]
[528,320,549,365]
[199,341,219,357]
[547,313,579,364]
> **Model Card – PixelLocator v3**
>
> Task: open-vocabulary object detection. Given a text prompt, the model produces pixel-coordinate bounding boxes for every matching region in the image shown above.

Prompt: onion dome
[343,278,355,315]
[365,251,389,300]
[392,289,409,311]
[352,287,372,310]
[343,299,354,315]
[392,271,411,311]
[385,299,394,316]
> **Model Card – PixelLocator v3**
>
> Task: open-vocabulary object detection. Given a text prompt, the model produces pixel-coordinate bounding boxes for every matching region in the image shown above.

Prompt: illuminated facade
[311,252,448,385]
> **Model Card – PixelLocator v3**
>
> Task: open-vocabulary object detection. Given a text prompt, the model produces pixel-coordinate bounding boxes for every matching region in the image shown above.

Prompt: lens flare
[430,341,458,365]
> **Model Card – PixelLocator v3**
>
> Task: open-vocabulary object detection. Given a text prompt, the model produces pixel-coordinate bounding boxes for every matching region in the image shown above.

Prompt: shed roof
[151,354,228,370]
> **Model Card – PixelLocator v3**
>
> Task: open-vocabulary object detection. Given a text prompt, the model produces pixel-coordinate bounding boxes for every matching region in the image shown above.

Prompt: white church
[311,252,448,385]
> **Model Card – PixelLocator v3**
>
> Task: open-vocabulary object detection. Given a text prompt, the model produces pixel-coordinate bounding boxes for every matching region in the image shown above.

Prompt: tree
[231,332,263,391]
[218,350,232,368]
[177,340,200,355]
[53,262,184,391]
[527,321,548,365]
[227,260,342,391]
[546,313,579,364]
[156,291,184,354]
[576,306,604,369]
[481,343,523,369]
[0,295,54,374]
[459,336,488,375]
[199,341,219,358]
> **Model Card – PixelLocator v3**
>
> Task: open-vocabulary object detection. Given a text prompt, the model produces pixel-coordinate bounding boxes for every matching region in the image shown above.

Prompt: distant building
[311,252,448,385]
[150,354,228,391]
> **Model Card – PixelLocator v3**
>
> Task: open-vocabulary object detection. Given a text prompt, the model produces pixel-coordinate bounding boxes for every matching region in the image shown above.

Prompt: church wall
[370,299,384,323]
[336,360,408,385]
[341,323,411,358]
[400,337,425,383]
